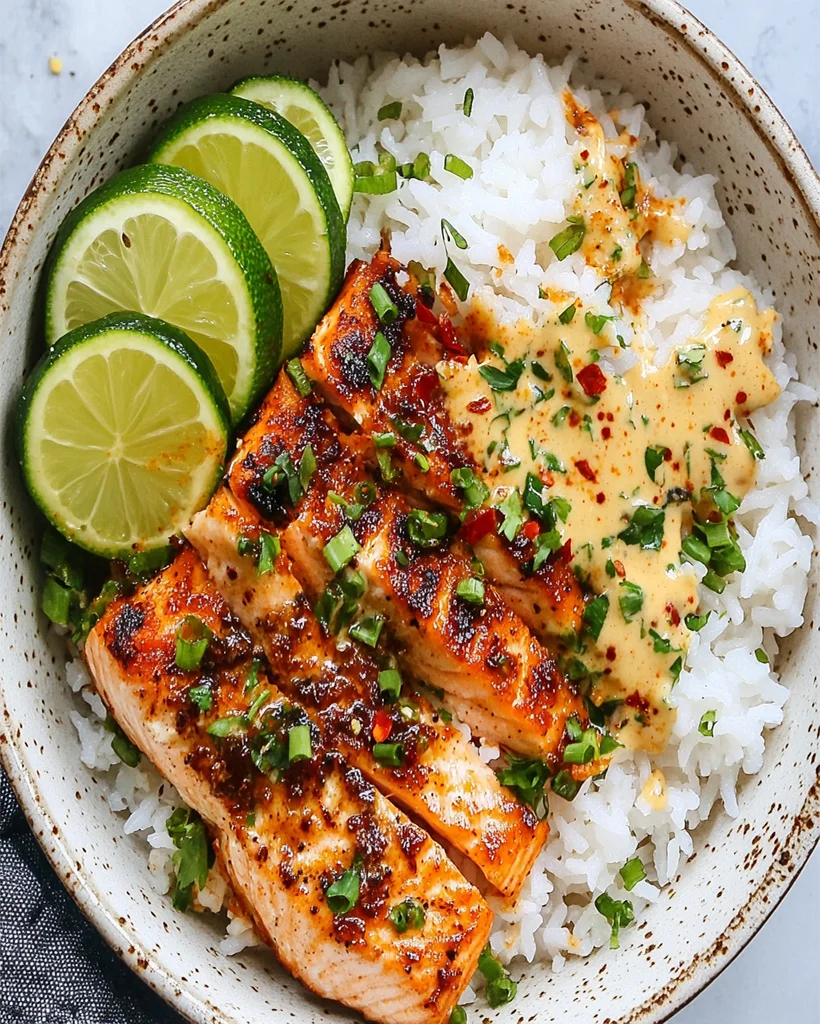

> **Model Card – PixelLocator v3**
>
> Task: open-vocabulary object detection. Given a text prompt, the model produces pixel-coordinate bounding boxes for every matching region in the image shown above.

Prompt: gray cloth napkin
[0,768,184,1024]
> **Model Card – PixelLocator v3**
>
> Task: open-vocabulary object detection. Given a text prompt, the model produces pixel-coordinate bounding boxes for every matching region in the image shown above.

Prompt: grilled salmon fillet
[300,250,583,638]
[84,548,492,1024]
[227,373,589,765]
[187,488,548,898]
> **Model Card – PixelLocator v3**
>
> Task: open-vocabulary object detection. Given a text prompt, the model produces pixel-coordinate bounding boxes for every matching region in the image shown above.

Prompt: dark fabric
[0,767,184,1024]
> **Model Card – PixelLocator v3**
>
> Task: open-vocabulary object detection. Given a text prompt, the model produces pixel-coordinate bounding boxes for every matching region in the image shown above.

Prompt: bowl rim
[0,1,818,1022]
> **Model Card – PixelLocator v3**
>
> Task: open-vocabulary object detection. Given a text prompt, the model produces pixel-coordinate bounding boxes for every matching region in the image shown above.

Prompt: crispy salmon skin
[84,549,492,1024]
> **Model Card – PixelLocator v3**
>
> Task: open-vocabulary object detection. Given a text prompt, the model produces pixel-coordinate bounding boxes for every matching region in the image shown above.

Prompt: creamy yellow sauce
[562,90,690,281]
[442,288,779,751]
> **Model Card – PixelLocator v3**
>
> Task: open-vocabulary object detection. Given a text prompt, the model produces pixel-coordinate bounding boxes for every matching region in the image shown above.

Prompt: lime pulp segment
[18,313,230,557]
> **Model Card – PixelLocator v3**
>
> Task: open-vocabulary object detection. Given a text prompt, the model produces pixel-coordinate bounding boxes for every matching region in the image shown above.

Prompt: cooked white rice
[65,34,816,984]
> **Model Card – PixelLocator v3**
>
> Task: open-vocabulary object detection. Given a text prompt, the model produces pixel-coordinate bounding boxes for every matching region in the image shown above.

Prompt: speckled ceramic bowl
[1,1,818,1021]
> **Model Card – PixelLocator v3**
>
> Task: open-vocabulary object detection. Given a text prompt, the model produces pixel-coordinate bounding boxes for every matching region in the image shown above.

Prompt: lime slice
[44,163,282,424]
[148,94,346,358]
[17,312,231,558]
[230,75,354,220]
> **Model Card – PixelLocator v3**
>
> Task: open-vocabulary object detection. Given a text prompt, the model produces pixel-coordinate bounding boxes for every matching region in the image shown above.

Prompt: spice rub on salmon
[226,373,592,768]
[187,488,548,898]
[299,249,583,639]
[84,548,492,1024]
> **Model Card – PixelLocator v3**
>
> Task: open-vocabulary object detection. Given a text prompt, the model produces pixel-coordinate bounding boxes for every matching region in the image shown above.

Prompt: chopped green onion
[395,550,410,568]
[549,220,586,261]
[755,647,769,664]
[584,312,616,336]
[702,569,727,594]
[618,580,644,623]
[285,358,312,397]
[619,857,646,891]
[414,453,430,472]
[104,714,141,768]
[620,162,638,209]
[583,594,609,641]
[323,526,361,574]
[451,467,490,512]
[407,508,449,548]
[685,611,711,631]
[374,431,397,448]
[42,576,72,626]
[353,153,398,194]
[637,258,652,279]
[349,613,384,649]
[698,710,717,737]
[551,768,581,801]
[391,415,425,442]
[388,897,426,932]
[206,715,246,738]
[288,724,312,762]
[257,532,280,576]
[702,519,732,549]
[377,451,400,483]
[681,534,711,565]
[247,688,270,723]
[379,669,403,701]
[595,892,635,949]
[552,405,570,427]
[456,577,485,605]
[441,218,468,249]
[127,545,174,580]
[326,865,361,915]
[463,88,474,117]
[713,488,741,516]
[444,153,473,179]
[175,615,211,671]
[450,1008,467,1024]
[478,357,525,392]
[563,726,602,765]
[366,331,391,390]
[377,100,402,120]
[477,945,517,1008]
[444,257,470,302]
[373,741,404,766]
[369,281,400,325]
[41,527,86,589]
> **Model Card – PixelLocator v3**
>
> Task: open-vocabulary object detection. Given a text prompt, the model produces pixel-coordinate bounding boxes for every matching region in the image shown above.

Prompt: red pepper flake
[438,313,468,359]
[568,409,581,428]
[577,363,608,397]
[410,366,439,407]
[736,390,748,405]
[372,709,393,743]
[467,396,492,414]
[613,560,626,578]
[556,538,572,563]
[575,459,597,482]
[597,411,605,421]
[596,491,606,504]
[715,350,734,368]
[663,448,673,462]
[520,520,540,541]
[606,412,614,422]
[709,426,731,445]
[601,426,611,440]
[606,645,617,662]
[666,603,681,627]
[415,297,438,325]
[460,507,498,546]
[723,408,731,421]
[625,691,650,715]
[580,149,590,160]
[598,179,608,189]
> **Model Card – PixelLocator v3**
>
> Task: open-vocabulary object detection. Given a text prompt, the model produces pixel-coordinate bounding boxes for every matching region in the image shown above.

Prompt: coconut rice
[64,33,816,986]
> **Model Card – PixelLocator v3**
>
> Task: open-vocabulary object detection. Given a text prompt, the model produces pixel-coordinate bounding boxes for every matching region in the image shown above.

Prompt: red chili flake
[625,691,650,715]
[568,409,582,427]
[723,408,731,421]
[613,560,626,578]
[415,297,438,325]
[577,363,608,397]
[709,426,731,445]
[597,411,606,421]
[596,492,606,504]
[410,366,439,406]
[575,459,597,482]
[715,350,734,368]
[580,149,590,160]
[467,396,492,414]
[438,313,468,358]
[663,448,673,462]
[601,426,611,440]
[459,507,498,546]
[372,709,393,743]
[666,603,681,627]
[556,538,572,563]
[598,179,608,189]
[606,646,617,662]
[736,390,748,405]
[520,520,540,541]
[606,412,614,422]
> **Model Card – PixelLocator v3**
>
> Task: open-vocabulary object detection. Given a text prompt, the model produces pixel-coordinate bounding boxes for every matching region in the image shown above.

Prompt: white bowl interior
[0,1,818,1022]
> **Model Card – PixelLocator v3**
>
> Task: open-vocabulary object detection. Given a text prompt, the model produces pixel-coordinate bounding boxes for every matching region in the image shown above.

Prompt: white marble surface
[0,1,818,1021]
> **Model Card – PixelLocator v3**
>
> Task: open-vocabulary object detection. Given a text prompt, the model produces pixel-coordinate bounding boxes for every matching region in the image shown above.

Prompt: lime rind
[18,311,231,558]
[43,163,283,424]
[147,94,346,358]
[230,74,354,220]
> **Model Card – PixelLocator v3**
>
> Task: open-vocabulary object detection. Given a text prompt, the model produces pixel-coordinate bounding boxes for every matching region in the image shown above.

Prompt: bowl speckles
[0,1,818,1022]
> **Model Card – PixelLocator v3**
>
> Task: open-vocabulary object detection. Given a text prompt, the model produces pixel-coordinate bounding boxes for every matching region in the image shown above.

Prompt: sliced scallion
[323,526,361,574]
[444,153,473,179]
[369,281,399,325]
[366,331,391,389]
[288,723,312,762]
